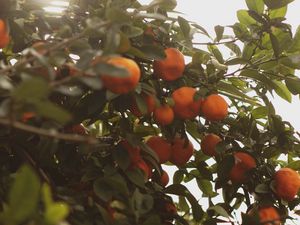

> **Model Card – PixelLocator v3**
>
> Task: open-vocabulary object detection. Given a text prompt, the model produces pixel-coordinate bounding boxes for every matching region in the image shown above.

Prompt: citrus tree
[0,0,300,224]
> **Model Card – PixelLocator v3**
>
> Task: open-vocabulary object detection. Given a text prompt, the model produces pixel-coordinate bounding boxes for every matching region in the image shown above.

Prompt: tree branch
[0,117,99,144]
[193,38,238,46]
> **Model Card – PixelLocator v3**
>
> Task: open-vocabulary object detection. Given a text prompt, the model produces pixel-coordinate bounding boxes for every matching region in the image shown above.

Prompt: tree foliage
[0,0,299,225]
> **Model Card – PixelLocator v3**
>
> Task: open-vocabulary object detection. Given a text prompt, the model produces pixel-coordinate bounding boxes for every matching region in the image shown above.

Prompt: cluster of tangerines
[0,19,9,49]
[96,47,300,224]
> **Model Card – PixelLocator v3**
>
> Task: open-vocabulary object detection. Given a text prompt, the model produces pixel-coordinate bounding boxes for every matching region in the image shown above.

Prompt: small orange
[229,152,256,184]
[160,170,169,186]
[154,104,174,126]
[258,207,281,225]
[170,137,194,167]
[164,202,177,215]
[146,136,172,164]
[120,140,141,164]
[0,19,9,48]
[249,206,281,225]
[100,57,141,94]
[201,134,222,156]
[201,94,228,121]
[135,159,152,179]
[21,112,36,123]
[274,168,300,201]
[130,94,156,117]
[153,48,185,81]
[65,124,86,135]
[172,87,202,119]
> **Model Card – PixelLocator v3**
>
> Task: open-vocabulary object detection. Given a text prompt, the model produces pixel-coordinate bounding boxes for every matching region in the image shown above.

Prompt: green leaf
[287,161,300,170]
[208,205,231,218]
[263,0,294,9]
[45,203,69,225]
[106,8,131,23]
[138,45,166,60]
[237,10,256,26]
[7,165,40,224]
[13,78,49,102]
[35,101,72,124]
[285,76,300,94]
[207,45,224,63]
[272,80,292,102]
[214,25,224,42]
[246,0,264,13]
[252,106,268,119]
[149,0,177,10]
[142,215,162,225]
[269,33,281,57]
[288,26,300,53]
[196,179,217,197]
[269,6,287,18]
[178,16,192,45]
[165,184,204,221]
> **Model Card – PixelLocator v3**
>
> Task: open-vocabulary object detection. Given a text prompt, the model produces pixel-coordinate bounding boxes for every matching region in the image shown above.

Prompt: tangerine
[120,140,141,164]
[154,104,174,126]
[229,152,256,184]
[258,207,281,225]
[201,133,222,157]
[201,94,228,121]
[274,168,300,201]
[0,19,9,48]
[130,94,156,117]
[160,170,169,186]
[172,87,202,119]
[146,136,172,164]
[170,137,194,167]
[100,57,140,94]
[153,48,185,81]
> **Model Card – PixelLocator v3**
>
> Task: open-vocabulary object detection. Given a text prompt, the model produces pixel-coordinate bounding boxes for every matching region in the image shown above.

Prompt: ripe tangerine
[146,136,172,164]
[153,48,185,81]
[229,152,256,184]
[170,137,194,167]
[201,133,222,157]
[100,57,141,94]
[154,104,174,126]
[201,94,228,121]
[172,87,202,119]
[274,168,300,201]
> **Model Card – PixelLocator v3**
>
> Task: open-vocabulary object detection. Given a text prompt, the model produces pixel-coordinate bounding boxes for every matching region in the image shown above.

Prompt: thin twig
[0,118,98,144]
[193,38,238,46]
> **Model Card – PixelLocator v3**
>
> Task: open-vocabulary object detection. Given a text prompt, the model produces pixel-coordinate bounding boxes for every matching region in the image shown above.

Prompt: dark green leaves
[263,0,294,9]
[214,26,224,42]
[246,0,264,14]
[165,184,204,221]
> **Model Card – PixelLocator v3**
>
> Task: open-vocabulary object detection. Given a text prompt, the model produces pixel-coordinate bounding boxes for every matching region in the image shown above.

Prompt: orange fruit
[154,104,174,126]
[21,112,36,123]
[201,94,228,121]
[65,124,86,135]
[153,48,185,81]
[130,94,156,117]
[201,134,222,156]
[274,168,300,201]
[170,137,194,167]
[0,19,9,48]
[160,170,169,186]
[164,202,177,215]
[249,206,281,225]
[146,136,172,164]
[172,87,202,119]
[120,140,141,164]
[100,57,141,94]
[258,207,281,225]
[229,152,256,184]
[135,159,152,179]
